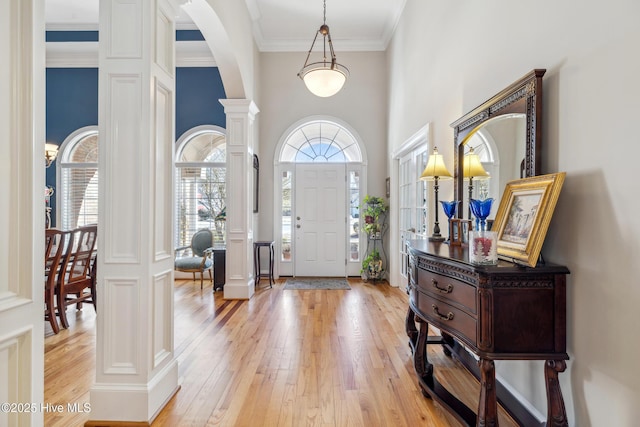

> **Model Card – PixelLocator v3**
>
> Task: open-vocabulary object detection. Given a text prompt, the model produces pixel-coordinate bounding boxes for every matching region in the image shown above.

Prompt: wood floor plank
[45,279,519,426]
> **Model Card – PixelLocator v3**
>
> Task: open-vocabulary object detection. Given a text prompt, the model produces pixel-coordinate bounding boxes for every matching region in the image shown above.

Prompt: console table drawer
[416,290,477,347]
[417,268,477,315]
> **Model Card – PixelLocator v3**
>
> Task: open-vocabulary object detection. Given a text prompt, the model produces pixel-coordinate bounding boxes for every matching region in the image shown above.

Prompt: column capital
[219,99,260,119]
[163,0,191,17]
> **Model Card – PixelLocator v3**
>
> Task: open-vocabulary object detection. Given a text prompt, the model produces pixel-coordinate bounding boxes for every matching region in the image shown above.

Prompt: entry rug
[283,278,351,290]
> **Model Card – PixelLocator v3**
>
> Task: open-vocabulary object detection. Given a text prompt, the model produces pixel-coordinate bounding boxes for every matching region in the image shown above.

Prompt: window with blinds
[59,130,99,230]
[175,127,226,249]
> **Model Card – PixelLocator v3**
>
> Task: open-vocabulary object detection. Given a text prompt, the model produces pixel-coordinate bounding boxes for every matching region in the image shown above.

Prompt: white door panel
[295,164,346,276]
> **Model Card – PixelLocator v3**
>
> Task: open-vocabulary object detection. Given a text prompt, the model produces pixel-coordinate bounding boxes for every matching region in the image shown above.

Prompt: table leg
[254,245,260,285]
[405,307,418,351]
[478,358,498,427]
[269,243,274,287]
[545,360,568,427]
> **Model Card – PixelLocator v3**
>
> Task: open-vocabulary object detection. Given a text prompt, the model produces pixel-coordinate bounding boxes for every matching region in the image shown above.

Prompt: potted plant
[361,249,383,280]
[361,195,388,238]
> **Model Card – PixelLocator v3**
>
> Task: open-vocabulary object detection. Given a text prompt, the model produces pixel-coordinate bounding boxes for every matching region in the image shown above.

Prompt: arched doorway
[274,117,367,277]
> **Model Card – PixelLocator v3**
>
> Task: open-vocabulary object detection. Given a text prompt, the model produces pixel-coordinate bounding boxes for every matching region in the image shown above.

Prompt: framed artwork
[492,172,566,267]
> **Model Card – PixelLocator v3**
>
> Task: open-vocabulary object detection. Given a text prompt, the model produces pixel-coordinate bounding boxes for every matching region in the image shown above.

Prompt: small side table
[253,241,274,288]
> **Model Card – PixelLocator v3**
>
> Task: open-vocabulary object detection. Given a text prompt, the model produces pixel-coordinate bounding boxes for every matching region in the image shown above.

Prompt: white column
[89,0,183,423]
[220,99,259,300]
[0,1,46,426]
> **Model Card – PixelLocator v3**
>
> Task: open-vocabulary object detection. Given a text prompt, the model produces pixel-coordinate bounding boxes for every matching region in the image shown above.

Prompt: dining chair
[45,228,69,334]
[174,229,214,289]
[57,224,98,329]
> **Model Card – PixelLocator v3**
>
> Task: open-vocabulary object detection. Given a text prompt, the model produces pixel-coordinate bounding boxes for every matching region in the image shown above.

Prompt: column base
[87,360,179,424]
[223,279,256,299]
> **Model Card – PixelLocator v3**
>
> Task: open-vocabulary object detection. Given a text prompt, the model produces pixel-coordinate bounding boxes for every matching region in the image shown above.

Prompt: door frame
[272,116,368,279]
[390,123,435,288]
[274,162,366,278]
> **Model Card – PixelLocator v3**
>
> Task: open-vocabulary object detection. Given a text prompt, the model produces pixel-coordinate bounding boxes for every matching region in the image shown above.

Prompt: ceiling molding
[46,41,216,68]
[257,38,387,53]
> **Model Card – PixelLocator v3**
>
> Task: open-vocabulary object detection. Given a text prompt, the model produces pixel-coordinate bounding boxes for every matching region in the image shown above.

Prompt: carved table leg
[545,360,568,427]
[406,307,418,352]
[478,358,498,427]
[413,315,432,379]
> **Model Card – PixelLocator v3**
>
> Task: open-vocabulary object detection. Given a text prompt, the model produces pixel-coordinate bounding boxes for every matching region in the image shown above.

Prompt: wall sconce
[463,146,488,219]
[420,147,452,242]
[45,143,59,168]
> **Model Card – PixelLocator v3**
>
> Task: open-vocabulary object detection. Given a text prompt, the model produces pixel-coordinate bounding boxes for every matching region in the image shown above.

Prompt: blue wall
[176,67,226,138]
[46,68,99,226]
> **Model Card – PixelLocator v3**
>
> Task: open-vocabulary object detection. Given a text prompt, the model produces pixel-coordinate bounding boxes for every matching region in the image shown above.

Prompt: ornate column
[88,0,185,423]
[219,99,259,299]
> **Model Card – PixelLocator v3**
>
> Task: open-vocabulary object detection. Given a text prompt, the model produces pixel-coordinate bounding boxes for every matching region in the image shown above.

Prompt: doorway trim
[390,123,434,288]
[273,116,368,278]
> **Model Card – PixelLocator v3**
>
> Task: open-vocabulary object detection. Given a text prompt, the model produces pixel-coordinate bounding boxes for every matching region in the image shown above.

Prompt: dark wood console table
[406,240,570,427]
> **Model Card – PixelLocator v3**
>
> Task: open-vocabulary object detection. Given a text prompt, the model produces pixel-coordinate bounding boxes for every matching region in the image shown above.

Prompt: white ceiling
[45,0,407,52]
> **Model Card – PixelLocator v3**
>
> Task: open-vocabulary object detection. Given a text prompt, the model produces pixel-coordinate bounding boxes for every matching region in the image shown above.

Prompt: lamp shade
[463,147,489,179]
[420,147,452,180]
[300,63,348,97]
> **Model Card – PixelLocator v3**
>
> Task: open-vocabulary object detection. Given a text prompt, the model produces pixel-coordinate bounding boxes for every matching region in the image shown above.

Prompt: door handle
[407,227,416,233]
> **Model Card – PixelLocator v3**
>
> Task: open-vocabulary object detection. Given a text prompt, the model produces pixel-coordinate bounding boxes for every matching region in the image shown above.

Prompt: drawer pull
[432,304,454,321]
[432,279,453,294]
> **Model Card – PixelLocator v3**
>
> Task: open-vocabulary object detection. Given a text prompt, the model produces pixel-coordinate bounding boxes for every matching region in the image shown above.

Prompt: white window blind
[61,167,98,230]
[174,127,226,249]
[59,129,99,231]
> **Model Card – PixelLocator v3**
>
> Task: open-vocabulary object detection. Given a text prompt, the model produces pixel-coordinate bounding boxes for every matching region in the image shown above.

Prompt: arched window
[175,125,226,248]
[58,126,99,230]
[279,119,362,163]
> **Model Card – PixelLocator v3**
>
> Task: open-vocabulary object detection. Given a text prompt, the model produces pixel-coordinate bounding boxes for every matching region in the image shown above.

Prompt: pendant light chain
[322,0,328,62]
[323,0,326,25]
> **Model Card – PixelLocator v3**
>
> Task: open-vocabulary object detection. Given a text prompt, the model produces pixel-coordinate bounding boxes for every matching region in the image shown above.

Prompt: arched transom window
[279,120,362,163]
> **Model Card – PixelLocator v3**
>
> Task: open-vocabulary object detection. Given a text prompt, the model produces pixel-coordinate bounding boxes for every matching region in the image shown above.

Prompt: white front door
[294,164,347,276]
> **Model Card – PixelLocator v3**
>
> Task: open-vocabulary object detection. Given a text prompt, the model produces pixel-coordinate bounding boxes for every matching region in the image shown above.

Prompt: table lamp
[420,147,452,241]
[463,146,489,220]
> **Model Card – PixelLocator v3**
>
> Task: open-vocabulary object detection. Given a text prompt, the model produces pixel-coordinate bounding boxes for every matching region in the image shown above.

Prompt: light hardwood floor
[45,279,517,426]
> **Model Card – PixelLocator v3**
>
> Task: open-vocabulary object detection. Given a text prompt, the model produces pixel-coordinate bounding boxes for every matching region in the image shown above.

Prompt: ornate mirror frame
[451,69,545,219]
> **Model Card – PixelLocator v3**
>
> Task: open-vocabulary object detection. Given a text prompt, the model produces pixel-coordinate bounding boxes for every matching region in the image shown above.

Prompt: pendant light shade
[298,1,349,97]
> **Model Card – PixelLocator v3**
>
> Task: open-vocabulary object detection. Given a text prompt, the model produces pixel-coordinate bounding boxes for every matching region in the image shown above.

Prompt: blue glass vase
[469,198,494,231]
[440,200,459,220]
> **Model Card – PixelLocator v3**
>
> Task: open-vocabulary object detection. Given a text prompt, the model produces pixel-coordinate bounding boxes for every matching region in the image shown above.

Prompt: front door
[294,164,347,276]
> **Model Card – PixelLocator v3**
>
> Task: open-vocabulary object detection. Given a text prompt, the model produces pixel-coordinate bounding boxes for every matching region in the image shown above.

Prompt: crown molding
[46,41,215,68]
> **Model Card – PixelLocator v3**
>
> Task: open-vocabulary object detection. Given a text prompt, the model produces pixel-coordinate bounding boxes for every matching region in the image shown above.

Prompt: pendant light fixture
[297,0,349,97]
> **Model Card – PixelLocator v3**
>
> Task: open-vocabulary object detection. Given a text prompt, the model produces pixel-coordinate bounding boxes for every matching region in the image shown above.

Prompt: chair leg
[200,272,204,289]
[209,270,213,289]
[57,290,70,329]
[46,288,59,334]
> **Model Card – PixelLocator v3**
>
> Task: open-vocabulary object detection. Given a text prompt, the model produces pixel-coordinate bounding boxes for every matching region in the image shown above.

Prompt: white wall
[387,0,640,425]
[257,51,388,244]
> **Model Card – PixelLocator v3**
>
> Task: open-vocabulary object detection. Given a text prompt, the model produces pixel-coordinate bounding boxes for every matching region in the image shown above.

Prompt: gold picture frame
[492,172,566,267]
